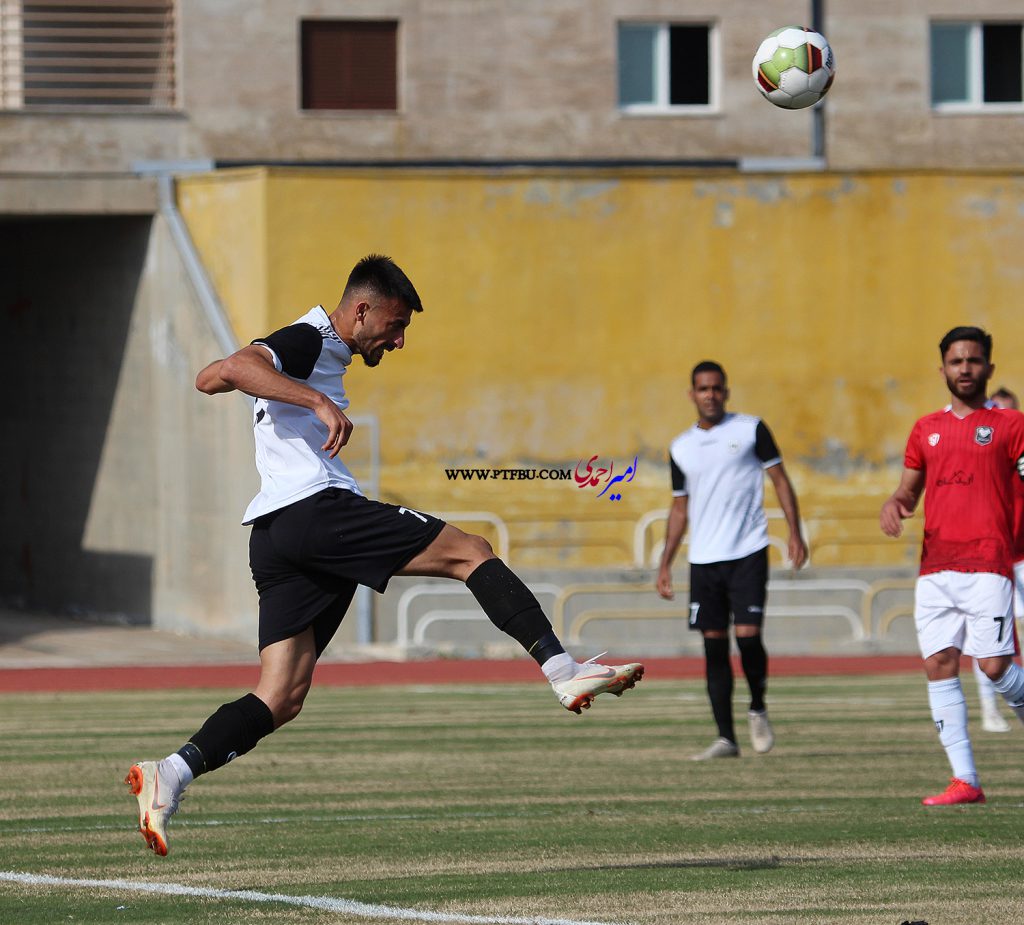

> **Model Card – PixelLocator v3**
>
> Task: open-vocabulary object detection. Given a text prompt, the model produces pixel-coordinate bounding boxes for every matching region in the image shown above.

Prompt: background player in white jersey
[973,386,1021,732]
[656,361,807,760]
[124,255,643,856]
[880,327,1024,805]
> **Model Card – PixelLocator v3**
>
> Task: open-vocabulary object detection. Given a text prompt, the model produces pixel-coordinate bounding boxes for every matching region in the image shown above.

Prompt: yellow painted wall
[178,168,1024,568]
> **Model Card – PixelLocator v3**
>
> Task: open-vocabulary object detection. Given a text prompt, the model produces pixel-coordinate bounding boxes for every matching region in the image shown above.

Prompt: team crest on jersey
[928,433,940,446]
[975,426,993,446]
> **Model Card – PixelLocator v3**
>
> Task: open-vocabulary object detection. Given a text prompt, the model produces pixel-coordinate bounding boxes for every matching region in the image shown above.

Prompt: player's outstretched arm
[656,495,688,600]
[195,358,235,394]
[197,345,353,457]
[766,462,808,569]
[880,468,924,538]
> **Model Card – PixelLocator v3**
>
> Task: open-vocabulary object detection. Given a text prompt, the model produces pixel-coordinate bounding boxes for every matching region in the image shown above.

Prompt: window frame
[616,20,719,116]
[930,19,1024,113]
[0,0,180,113]
[298,17,400,115]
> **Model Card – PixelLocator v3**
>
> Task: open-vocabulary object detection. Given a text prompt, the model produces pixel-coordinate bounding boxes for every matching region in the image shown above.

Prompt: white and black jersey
[669,413,781,565]
[242,305,360,524]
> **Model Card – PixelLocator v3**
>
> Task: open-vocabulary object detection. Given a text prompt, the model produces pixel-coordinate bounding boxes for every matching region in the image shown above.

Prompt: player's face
[353,299,412,367]
[941,340,992,403]
[689,371,729,425]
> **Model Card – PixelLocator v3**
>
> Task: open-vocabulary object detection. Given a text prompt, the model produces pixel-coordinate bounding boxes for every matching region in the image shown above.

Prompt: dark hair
[691,360,727,386]
[992,386,1018,403]
[939,326,991,362]
[344,254,423,313]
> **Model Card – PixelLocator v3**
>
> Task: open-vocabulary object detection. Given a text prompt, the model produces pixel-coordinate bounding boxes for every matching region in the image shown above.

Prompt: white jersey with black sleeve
[241,305,361,525]
[668,412,782,565]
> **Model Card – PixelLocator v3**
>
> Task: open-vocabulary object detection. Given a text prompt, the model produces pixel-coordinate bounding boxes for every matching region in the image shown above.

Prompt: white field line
[0,870,627,925]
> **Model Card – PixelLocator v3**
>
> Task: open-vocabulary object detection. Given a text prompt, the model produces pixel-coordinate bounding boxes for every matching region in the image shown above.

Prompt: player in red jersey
[881,327,1024,806]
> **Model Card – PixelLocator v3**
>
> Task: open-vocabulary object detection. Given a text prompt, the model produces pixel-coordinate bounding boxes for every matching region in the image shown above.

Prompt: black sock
[177,693,275,778]
[704,636,735,743]
[737,634,768,712]
[466,558,565,665]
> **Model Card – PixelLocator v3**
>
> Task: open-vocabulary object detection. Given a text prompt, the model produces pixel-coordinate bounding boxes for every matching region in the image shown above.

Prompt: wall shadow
[0,216,154,624]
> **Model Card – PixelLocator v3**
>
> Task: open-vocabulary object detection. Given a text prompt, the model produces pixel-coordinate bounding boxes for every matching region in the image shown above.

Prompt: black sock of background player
[704,636,736,743]
[736,634,768,713]
[466,558,565,665]
[176,693,275,778]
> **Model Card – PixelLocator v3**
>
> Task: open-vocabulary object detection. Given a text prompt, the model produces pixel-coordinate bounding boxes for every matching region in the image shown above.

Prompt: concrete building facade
[2,1,1022,648]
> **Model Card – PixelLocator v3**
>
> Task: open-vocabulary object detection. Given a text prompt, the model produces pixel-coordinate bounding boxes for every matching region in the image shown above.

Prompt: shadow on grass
[578,855,783,872]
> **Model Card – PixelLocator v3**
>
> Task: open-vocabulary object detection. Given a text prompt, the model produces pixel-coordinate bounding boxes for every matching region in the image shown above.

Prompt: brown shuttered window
[0,0,176,109]
[301,19,397,111]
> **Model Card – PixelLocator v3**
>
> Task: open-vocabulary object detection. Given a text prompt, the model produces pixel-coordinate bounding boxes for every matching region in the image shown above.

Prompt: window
[301,19,397,111]
[931,21,1023,109]
[0,0,176,110]
[617,21,714,112]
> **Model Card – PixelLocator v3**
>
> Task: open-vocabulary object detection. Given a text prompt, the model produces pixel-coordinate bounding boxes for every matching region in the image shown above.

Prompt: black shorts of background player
[124,254,643,857]
[656,361,807,761]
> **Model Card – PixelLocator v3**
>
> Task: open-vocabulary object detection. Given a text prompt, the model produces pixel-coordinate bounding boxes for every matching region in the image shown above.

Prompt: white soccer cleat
[551,654,644,714]
[125,760,185,857]
[980,701,1011,733]
[691,737,740,761]
[748,709,776,753]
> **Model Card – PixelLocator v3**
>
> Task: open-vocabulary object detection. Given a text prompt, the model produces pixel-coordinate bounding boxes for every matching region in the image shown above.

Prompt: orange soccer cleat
[921,777,986,806]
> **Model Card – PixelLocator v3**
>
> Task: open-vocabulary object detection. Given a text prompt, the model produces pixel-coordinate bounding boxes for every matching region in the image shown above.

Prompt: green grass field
[1,673,1021,925]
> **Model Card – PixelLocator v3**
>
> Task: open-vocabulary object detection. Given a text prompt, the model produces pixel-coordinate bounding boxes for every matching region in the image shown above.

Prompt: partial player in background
[124,254,643,856]
[973,386,1021,732]
[656,361,807,760]
[880,328,1024,805]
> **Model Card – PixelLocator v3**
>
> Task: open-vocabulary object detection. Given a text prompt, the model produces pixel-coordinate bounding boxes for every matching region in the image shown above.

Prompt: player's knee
[461,533,495,568]
[979,656,1012,682]
[268,681,311,727]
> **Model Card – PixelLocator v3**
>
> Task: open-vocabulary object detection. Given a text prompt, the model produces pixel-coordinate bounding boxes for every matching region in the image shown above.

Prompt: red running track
[0,656,923,693]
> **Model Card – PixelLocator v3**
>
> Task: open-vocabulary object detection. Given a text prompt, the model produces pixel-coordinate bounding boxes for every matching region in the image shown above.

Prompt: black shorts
[249,488,445,653]
[688,547,769,633]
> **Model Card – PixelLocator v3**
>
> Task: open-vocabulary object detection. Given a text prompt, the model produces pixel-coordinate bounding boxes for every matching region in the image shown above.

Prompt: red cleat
[921,777,986,806]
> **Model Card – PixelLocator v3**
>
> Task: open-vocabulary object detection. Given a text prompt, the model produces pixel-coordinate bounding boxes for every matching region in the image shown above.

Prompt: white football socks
[992,661,1024,720]
[927,678,978,787]
[164,752,194,789]
[541,652,578,683]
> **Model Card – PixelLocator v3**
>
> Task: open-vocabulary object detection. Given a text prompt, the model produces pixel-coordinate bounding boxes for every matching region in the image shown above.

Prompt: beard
[945,373,987,402]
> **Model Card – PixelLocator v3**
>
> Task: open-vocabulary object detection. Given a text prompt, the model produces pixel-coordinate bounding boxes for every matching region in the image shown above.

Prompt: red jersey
[993,406,1024,563]
[904,407,1024,578]
[1014,477,1024,563]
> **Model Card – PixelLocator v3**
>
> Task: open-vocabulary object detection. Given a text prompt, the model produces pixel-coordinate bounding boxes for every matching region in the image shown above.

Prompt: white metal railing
[634,508,809,569]
[391,576,915,651]
[566,604,864,644]
[395,583,561,648]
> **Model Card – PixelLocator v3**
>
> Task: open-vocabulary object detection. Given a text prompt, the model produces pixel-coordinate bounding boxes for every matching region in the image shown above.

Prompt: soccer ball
[752,26,835,110]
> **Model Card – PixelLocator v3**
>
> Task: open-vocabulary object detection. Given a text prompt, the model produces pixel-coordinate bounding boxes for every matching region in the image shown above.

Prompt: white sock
[541,652,577,683]
[164,752,194,789]
[993,662,1024,720]
[973,659,999,707]
[927,678,978,787]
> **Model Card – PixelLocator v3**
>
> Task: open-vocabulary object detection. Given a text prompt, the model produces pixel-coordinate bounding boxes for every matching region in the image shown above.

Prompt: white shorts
[915,570,1015,660]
